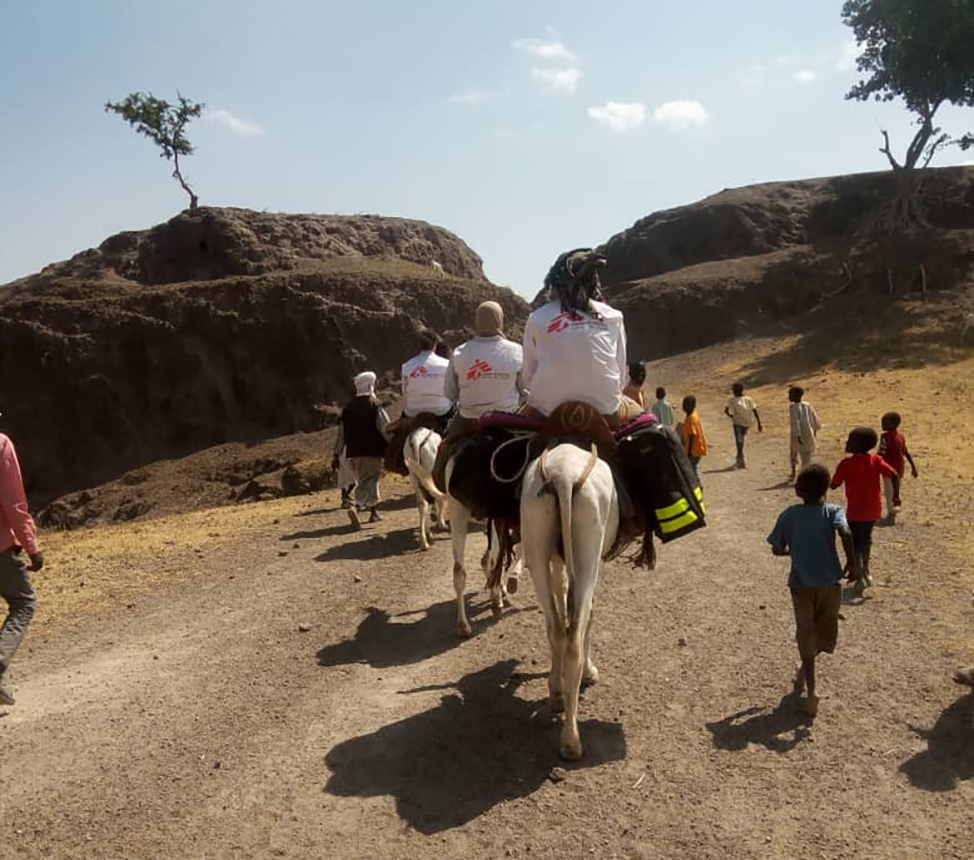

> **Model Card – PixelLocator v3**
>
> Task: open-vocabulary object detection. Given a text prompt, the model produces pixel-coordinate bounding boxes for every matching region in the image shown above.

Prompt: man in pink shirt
[0,431,44,706]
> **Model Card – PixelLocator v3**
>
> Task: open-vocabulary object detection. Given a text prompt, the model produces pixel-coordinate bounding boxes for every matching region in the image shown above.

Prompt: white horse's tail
[553,471,575,633]
[405,431,446,503]
[542,443,598,633]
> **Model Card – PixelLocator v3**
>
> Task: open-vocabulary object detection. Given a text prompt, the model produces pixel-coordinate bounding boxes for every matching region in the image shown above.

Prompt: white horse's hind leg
[450,498,473,638]
[582,606,599,685]
[410,473,431,551]
[507,543,523,596]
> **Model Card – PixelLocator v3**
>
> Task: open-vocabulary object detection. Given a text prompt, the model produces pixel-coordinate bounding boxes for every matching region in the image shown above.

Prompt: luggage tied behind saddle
[617,420,706,542]
[446,424,533,521]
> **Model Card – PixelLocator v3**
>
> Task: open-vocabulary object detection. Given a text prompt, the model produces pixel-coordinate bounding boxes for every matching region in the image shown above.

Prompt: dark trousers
[733,424,749,462]
[0,548,36,676]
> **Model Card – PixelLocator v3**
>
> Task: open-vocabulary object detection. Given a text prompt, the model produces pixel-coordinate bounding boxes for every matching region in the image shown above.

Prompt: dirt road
[1,394,972,860]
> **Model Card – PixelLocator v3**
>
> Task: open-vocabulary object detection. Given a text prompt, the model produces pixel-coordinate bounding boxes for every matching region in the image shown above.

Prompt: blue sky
[2,0,972,297]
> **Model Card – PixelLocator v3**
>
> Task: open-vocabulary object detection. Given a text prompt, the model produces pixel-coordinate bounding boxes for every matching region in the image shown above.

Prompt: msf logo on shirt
[466,359,493,381]
[547,311,580,334]
[409,366,429,378]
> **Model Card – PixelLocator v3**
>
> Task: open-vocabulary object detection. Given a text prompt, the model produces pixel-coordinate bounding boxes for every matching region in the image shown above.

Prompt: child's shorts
[790,584,841,659]
[849,520,875,550]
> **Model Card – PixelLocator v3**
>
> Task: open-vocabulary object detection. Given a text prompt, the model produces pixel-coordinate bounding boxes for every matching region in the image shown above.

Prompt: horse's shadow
[313,527,418,562]
[317,599,533,670]
[323,659,627,833]
[705,693,812,753]
[899,690,974,792]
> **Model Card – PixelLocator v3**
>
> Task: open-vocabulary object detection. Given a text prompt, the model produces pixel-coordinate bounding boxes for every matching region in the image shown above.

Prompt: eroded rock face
[26,208,490,286]
[596,167,974,360]
[1,209,526,505]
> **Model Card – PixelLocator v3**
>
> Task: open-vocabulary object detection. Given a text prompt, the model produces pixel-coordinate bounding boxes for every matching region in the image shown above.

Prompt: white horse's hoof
[457,622,472,639]
[582,664,600,686]
[491,602,503,619]
[560,737,583,761]
[549,694,565,714]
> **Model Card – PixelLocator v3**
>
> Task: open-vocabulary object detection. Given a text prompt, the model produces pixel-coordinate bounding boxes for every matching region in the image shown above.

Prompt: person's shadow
[313,527,418,562]
[323,659,627,833]
[317,600,534,670]
[705,693,812,753]
[899,690,974,792]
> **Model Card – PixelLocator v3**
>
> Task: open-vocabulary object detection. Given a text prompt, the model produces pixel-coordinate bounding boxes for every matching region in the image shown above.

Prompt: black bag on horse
[617,420,706,543]
[446,428,531,521]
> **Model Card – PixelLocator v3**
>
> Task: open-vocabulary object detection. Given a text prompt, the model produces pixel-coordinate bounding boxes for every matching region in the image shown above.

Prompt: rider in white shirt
[445,302,525,420]
[522,248,639,426]
[401,332,453,418]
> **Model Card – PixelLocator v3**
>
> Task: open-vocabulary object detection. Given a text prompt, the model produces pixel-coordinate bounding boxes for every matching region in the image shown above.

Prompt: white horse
[403,428,448,551]
[520,442,618,760]
[444,455,521,638]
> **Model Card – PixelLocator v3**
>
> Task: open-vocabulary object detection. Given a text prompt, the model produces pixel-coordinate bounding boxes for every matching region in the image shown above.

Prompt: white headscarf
[354,371,377,397]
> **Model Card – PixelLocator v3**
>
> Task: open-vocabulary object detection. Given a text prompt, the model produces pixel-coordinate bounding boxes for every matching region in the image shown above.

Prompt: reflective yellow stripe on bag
[660,510,700,534]
[655,497,689,521]
[694,486,707,514]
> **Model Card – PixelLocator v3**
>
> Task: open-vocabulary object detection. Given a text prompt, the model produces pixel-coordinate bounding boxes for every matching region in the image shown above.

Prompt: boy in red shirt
[830,427,899,592]
[878,412,919,524]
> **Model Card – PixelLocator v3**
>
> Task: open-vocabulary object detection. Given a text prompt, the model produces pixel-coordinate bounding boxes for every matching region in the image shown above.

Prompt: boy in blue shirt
[768,464,859,718]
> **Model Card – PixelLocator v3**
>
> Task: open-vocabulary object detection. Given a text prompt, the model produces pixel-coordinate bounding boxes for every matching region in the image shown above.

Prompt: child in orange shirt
[680,395,708,478]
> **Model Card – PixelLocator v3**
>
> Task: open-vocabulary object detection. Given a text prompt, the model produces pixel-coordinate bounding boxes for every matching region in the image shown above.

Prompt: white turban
[354,371,377,396]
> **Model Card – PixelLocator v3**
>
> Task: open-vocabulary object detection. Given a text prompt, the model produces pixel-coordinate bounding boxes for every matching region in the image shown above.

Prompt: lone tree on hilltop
[105,92,205,216]
[842,0,974,233]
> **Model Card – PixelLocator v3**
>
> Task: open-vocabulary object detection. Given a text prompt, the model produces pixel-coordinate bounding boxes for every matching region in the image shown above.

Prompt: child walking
[724,382,762,469]
[878,412,918,524]
[830,427,899,591]
[768,464,859,717]
[680,395,708,478]
[788,386,821,481]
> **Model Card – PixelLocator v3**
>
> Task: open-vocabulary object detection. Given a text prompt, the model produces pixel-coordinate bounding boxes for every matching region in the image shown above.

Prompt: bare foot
[800,695,820,718]
[953,667,974,687]
[792,665,806,695]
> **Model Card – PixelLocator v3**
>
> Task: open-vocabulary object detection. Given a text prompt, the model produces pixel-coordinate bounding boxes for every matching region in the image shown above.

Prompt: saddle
[384,411,449,476]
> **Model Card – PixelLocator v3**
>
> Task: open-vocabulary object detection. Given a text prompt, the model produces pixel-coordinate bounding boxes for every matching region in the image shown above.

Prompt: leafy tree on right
[842,0,974,233]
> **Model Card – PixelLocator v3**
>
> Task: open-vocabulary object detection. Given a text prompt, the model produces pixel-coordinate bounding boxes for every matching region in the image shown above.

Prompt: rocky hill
[0,208,528,506]
[595,167,974,361]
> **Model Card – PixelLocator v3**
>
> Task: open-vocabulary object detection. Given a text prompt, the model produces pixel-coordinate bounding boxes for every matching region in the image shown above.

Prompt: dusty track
[1,388,972,860]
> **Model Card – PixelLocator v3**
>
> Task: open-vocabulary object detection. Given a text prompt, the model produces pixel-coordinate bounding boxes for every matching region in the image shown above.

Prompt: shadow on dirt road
[317,601,534,669]
[323,659,627,833]
[899,691,974,792]
[705,694,812,753]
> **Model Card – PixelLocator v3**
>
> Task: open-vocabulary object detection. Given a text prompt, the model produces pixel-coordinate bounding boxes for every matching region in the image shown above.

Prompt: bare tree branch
[879,130,902,170]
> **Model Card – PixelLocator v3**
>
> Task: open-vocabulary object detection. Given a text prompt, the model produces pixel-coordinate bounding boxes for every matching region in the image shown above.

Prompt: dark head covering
[544,248,607,317]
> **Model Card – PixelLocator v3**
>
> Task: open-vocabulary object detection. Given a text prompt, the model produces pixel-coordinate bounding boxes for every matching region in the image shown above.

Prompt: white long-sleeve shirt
[790,401,821,443]
[445,336,525,418]
[401,350,453,417]
[522,299,627,417]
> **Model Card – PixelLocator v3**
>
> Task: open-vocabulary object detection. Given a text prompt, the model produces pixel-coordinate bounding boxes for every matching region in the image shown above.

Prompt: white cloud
[836,40,864,72]
[793,69,817,84]
[961,160,974,167]
[652,100,709,131]
[587,101,646,133]
[204,109,264,138]
[512,38,577,63]
[530,67,582,94]
[449,88,505,105]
